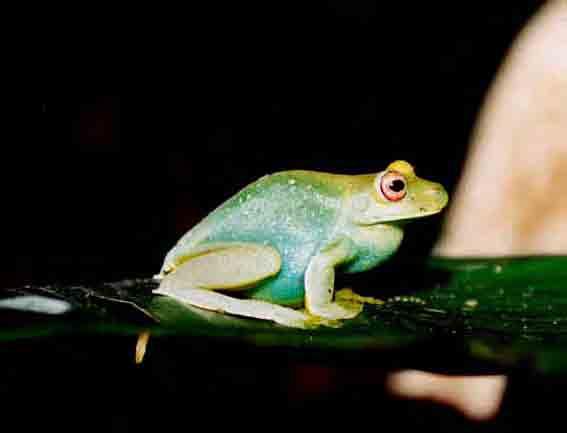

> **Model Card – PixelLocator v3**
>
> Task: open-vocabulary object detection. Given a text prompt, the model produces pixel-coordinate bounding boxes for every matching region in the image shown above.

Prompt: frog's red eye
[380,171,407,201]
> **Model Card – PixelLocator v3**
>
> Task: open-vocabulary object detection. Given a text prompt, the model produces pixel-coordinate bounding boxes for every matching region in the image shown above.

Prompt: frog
[154,160,448,328]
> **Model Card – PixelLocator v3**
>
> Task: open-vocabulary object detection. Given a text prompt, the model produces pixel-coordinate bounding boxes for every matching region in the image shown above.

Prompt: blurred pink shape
[386,371,507,421]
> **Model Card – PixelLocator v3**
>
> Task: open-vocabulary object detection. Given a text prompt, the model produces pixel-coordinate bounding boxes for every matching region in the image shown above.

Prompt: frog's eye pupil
[390,179,405,192]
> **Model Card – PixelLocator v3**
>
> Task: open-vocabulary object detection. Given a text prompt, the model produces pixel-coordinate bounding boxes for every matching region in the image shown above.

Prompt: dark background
[5,1,541,286]
[2,2,554,431]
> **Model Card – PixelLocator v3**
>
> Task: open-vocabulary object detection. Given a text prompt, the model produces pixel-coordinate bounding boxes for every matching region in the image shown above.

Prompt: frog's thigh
[156,243,315,328]
[161,243,282,290]
[304,239,363,320]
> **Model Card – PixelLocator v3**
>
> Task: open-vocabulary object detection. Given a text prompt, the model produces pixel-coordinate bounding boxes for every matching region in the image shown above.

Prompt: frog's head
[348,160,448,226]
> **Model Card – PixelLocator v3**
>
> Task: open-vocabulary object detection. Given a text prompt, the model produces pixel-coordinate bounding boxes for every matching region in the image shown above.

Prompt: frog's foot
[156,286,337,329]
[335,288,384,306]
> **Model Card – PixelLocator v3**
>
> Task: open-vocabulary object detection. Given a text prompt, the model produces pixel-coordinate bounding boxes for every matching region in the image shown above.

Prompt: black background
[2,2,555,431]
[4,1,540,286]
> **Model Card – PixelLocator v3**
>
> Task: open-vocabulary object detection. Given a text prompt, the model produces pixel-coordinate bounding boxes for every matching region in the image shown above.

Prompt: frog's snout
[425,184,449,211]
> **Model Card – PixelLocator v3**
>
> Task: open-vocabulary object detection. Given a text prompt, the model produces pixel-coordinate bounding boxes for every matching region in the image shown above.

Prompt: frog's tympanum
[155,161,448,328]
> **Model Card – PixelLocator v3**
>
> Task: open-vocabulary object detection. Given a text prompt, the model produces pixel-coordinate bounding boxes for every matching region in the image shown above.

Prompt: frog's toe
[271,308,315,329]
[306,316,343,329]
[272,310,342,329]
[336,288,384,306]
[308,301,363,321]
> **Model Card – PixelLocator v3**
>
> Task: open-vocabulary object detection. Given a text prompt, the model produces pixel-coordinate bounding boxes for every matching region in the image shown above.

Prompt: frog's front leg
[304,239,364,320]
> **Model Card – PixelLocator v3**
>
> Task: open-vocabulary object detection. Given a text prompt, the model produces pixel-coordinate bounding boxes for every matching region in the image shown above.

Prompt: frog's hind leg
[155,243,331,329]
[156,286,331,329]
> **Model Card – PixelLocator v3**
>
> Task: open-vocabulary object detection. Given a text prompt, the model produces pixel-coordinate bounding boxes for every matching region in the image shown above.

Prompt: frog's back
[164,171,349,305]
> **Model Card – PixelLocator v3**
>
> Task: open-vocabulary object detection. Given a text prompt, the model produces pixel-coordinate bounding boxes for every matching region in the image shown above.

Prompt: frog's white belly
[340,223,404,273]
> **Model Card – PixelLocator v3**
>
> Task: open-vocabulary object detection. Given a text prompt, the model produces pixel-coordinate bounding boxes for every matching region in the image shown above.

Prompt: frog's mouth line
[357,209,445,226]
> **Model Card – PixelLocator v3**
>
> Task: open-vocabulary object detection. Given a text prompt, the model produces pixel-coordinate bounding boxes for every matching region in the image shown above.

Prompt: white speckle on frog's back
[163,172,343,280]
[214,175,340,265]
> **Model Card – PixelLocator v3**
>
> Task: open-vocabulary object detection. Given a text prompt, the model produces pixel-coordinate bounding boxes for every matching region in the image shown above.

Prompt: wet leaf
[4,256,567,374]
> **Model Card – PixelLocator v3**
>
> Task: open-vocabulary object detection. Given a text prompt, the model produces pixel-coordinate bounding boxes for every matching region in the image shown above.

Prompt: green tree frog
[154,160,448,328]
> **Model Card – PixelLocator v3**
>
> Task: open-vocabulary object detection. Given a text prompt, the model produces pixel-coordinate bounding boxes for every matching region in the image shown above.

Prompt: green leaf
[5,256,567,375]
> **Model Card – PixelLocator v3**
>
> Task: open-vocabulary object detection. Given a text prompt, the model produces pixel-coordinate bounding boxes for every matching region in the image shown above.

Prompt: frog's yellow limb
[155,242,336,328]
[304,239,364,320]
